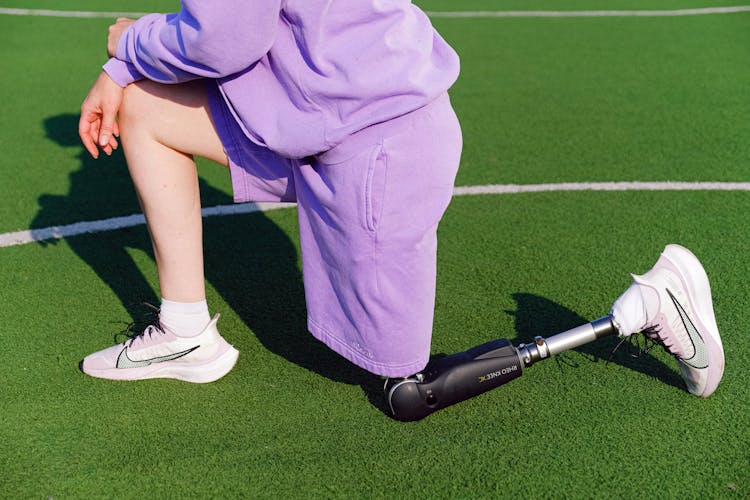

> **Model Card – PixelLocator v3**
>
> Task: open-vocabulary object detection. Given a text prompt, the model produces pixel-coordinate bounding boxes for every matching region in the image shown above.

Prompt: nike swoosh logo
[116,345,200,369]
[667,289,707,369]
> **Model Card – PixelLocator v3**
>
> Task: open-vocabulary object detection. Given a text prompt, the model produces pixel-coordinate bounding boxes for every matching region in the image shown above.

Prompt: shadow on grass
[201,213,389,413]
[35,114,162,320]
[506,292,684,391]
[36,113,387,413]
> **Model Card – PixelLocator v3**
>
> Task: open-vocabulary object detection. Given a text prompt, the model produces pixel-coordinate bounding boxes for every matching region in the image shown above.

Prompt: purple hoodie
[104,0,460,159]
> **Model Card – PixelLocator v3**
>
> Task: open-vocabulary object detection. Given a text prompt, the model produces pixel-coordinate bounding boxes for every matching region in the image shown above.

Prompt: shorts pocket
[364,144,387,232]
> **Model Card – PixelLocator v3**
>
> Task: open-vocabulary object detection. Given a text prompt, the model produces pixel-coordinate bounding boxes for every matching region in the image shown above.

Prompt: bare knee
[118,81,156,142]
[119,80,200,137]
[119,80,227,166]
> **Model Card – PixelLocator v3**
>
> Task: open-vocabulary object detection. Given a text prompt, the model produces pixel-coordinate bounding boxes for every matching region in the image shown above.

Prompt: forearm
[112,1,281,84]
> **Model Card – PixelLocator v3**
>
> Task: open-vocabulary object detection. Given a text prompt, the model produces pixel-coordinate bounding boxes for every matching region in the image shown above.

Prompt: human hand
[107,17,135,57]
[79,71,123,158]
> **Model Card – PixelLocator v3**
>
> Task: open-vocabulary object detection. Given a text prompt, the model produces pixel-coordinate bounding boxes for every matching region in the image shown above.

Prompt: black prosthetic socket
[385,338,523,421]
[385,316,616,421]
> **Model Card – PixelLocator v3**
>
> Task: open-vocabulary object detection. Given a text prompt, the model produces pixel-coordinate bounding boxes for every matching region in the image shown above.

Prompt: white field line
[2,6,750,19]
[453,181,750,195]
[2,182,750,248]
[0,201,295,248]
[0,7,150,18]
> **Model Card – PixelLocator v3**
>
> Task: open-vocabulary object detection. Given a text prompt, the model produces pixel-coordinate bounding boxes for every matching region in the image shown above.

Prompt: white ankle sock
[159,298,211,337]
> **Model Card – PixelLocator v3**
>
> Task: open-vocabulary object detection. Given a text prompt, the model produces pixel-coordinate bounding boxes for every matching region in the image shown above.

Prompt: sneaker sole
[662,244,725,397]
[81,344,240,383]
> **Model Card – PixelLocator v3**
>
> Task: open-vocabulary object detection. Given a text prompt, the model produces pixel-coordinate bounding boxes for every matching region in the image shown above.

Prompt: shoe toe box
[81,344,124,373]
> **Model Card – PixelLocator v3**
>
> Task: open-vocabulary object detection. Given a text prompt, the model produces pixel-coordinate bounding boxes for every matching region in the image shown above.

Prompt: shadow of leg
[202,211,384,405]
[507,292,684,390]
[68,229,160,331]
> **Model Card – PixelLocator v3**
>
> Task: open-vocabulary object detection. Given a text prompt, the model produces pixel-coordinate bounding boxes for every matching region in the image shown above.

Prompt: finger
[78,113,100,159]
[108,134,119,151]
[112,119,120,138]
[96,116,113,155]
[88,118,103,156]
[89,119,101,145]
[98,106,117,147]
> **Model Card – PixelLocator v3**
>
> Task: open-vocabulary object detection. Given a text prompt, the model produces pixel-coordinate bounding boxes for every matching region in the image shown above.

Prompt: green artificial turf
[1,1,749,498]
[2,193,748,498]
[438,13,750,186]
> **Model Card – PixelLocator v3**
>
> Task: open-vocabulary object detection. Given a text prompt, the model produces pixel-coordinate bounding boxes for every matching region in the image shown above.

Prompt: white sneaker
[611,244,724,397]
[81,314,239,383]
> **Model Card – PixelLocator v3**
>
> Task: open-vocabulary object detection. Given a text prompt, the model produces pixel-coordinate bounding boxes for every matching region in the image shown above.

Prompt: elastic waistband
[316,93,451,165]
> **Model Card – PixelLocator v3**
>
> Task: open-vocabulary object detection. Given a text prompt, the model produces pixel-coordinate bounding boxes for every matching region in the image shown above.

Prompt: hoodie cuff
[102,58,143,87]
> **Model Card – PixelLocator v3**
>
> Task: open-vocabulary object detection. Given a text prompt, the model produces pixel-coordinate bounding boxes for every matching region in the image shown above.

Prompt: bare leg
[118,79,228,302]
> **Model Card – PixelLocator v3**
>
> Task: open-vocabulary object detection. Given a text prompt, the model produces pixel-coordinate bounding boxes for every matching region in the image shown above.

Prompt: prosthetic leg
[385,316,617,421]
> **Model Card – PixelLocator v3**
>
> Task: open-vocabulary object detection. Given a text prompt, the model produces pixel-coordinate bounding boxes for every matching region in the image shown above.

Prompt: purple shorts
[207,83,462,377]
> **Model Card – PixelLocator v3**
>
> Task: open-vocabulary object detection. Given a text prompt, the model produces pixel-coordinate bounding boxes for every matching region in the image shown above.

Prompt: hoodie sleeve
[104,1,281,86]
